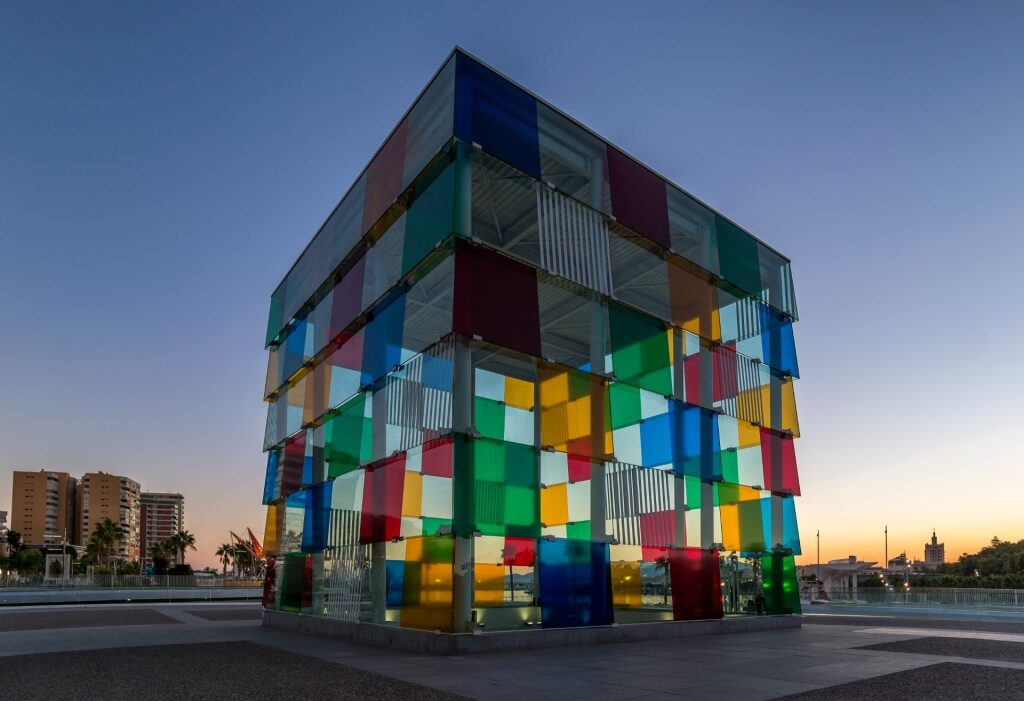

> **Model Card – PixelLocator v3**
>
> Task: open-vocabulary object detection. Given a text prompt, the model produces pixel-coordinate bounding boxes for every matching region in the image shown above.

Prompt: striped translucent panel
[604,462,674,546]
[716,353,765,427]
[382,338,454,455]
[537,183,612,295]
[322,541,365,622]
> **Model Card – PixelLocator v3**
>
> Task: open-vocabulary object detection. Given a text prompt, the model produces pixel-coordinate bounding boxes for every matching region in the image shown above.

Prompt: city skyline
[3,2,1024,570]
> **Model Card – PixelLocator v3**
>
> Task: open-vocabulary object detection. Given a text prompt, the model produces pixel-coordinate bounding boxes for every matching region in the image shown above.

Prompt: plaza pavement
[1,603,1023,699]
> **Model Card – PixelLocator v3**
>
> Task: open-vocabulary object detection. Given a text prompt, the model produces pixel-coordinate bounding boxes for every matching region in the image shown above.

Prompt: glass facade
[260,49,802,631]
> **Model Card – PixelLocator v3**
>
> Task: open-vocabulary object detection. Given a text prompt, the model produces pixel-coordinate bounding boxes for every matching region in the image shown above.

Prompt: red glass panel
[502,537,536,566]
[421,436,453,477]
[453,241,541,357]
[684,354,702,405]
[669,547,723,620]
[607,146,670,249]
[281,432,305,496]
[362,118,408,233]
[567,454,591,483]
[328,252,367,341]
[712,344,738,403]
[761,429,800,495]
[360,453,407,543]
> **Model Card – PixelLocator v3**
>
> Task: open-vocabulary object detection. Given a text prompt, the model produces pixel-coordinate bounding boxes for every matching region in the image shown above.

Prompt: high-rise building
[259,49,803,631]
[140,492,184,567]
[10,470,78,547]
[924,530,945,567]
[80,472,141,561]
[0,510,8,556]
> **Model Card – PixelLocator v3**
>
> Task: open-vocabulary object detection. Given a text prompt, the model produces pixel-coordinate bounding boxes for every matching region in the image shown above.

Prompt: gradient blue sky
[2,2,1022,568]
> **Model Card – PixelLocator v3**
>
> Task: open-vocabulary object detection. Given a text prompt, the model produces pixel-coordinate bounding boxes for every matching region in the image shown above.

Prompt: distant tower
[924,529,945,568]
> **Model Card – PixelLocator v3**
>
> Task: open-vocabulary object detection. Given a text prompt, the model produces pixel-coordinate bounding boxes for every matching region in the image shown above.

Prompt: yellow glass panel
[781,380,800,437]
[737,417,761,449]
[474,563,506,606]
[504,376,535,410]
[539,371,570,448]
[264,346,281,398]
[720,504,740,551]
[567,395,591,441]
[402,471,423,518]
[541,483,569,526]
[399,537,454,631]
[264,503,280,556]
[610,560,642,608]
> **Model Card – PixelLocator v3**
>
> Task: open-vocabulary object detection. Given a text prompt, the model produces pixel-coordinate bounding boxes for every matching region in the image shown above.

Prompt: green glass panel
[453,434,474,537]
[266,295,284,347]
[684,476,702,509]
[325,393,369,478]
[460,437,539,539]
[715,215,761,296]
[421,516,451,537]
[738,499,765,552]
[609,303,672,396]
[566,521,591,539]
[474,396,506,442]
[721,449,739,484]
[762,552,801,614]
[608,382,641,430]
[402,161,455,276]
[279,552,306,613]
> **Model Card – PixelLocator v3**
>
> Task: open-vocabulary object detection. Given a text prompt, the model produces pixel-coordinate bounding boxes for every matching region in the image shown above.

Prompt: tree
[215,543,235,576]
[87,518,125,567]
[14,548,43,575]
[5,530,23,554]
[168,530,197,566]
[149,541,171,575]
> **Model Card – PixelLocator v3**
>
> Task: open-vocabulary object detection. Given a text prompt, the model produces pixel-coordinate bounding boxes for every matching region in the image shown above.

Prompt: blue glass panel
[386,560,405,607]
[283,318,308,380]
[669,402,722,480]
[759,305,799,377]
[782,496,801,555]
[639,412,672,467]
[262,451,279,505]
[421,348,453,391]
[361,289,406,387]
[761,497,773,551]
[301,481,332,553]
[538,538,612,628]
[454,52,541,179]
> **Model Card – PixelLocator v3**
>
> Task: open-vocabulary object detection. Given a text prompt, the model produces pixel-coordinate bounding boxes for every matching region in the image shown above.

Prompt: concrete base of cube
[263,608,800,655]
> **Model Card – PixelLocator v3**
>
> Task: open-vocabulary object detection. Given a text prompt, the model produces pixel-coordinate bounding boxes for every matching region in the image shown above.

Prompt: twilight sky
[2,2,1022,569]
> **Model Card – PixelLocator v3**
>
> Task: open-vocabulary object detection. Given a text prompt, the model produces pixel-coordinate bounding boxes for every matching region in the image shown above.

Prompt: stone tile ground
[1,604,1023,699]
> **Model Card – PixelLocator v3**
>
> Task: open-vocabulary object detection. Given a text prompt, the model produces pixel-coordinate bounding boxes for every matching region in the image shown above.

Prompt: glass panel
[609,302,672,396]
[668,547,723,620]
[537,102,610,212]
[403,56,456,187]
[608,226,671,322]
[538,539,613,628]
[402,161,456,276]
[667,185,718,274]
[454,241,541,358]
[607,146,670,248]
[455,52,541,179]
[716,215,761,297]
[454,436,539,539]
[468,146,541,268]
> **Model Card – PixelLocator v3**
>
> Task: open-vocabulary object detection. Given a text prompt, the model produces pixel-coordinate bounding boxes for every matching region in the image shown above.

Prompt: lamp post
[816,530,820,598]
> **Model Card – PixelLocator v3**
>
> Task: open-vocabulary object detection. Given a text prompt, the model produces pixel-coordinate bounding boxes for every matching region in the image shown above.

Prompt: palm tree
[168,530,197,566]
[215,543,235,576]
[88,518,124,567]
